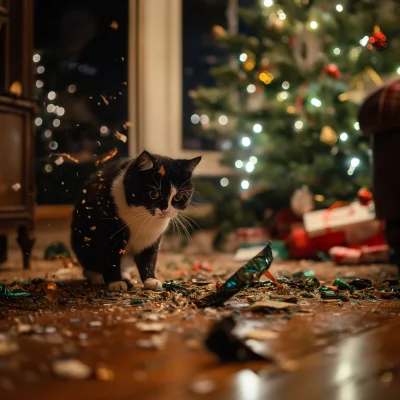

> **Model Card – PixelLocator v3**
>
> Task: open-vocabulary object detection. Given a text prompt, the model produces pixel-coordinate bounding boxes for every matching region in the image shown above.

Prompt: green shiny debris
[305,277,320,291]
[292,270,314,278]
[333,278,350,290]
[44,241,71,260]
[162,281,190,296]
[130,299,147,304]
[0,285,32,299]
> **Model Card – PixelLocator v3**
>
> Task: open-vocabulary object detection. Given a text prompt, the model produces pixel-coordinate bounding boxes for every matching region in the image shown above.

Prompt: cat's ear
[136,151,156,171]
[185,156,202,173]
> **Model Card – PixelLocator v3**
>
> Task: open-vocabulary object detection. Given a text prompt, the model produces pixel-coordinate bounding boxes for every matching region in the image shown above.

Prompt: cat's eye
[149,191,159,200]
[173,193,184,201]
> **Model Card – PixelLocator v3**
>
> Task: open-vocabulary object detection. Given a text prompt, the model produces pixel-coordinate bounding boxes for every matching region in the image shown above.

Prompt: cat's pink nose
[161,209,169,215]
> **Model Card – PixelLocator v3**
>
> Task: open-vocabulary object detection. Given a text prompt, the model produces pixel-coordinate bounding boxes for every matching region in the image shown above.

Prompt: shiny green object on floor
[305,277,320,291]
[44,241,71,260]
[292,270,314,278]
[333,278,350,290]
[0,285,32,299]
[197,242,274,307]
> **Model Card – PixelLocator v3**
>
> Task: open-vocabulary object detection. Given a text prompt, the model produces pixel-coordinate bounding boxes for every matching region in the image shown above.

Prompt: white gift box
[303,202,376,238]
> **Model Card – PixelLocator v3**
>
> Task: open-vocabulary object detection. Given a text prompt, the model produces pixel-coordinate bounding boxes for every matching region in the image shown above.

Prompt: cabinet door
[0,106,31,212]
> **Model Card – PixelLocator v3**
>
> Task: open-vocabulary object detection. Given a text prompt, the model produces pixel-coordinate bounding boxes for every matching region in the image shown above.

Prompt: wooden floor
[0,249,399,400]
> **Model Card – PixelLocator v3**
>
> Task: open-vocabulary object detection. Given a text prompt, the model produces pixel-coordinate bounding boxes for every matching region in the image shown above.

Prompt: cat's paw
[107,281,128,292]
[144,278,163,291]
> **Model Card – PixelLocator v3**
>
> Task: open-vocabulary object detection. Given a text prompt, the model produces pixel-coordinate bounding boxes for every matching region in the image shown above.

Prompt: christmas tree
[191,0,400,216]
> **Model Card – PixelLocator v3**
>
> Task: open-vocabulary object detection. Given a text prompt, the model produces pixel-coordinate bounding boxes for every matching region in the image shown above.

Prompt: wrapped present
[360,244,389,263]
[236,228,270,245]
[303,201,375,238]
[329,246,362,264]
[345,220,384,245]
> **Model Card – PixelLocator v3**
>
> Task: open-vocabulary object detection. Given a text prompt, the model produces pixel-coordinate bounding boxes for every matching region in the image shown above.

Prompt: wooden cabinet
[0,0,36,268]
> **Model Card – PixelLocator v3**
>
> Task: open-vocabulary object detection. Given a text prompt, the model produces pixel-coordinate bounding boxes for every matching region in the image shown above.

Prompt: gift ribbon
[322,201,350,234]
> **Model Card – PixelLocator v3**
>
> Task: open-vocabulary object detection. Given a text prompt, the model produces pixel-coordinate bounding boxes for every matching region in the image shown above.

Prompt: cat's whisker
[179,213,201,230]
[109,212,149,241]
[175,215,193,242]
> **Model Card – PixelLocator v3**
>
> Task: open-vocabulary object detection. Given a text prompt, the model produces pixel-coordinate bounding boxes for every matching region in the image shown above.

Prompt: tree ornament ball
[357,188,373,206]
[324,63,341,79]
[212,25,226,38]
[368,26,387,50]
[320,126,338,145]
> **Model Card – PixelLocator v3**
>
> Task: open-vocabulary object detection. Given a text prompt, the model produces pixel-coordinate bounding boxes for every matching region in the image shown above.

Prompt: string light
[241,180,250,190]
[277,91,288,101]
[245,162,255,173]
[37,66,45,74]
[351,158,360,167]
[333,48,340,55]
[310,21,318,29]
[239,53,248,62]
[34,117,43,126]
[200,114,209,124]
[263,0,274,6]
[68,84,77,93]
[48,91,56,100]
[253,123,262,133]
[46,104,55,113]
[53,119,60,127]
[219,115,228,125]
[33,54,41,63]
[360,36,369,46]
[278,12,286,20]
[49,141,58,150]
[191,114,200,124]
[235,160,244,169]
[340,132,348,141]
[57,107,65,116]
[397,67,400,75]
[100,126,109,134]
[44,130,52,138]
[220,177,229,187]
[247,84,256,93]
[44,164,53,173]
[294,120,303,130]
[336,4,343,12]
[249,156,258,164]
[241,137,251,147]
[282,81,290,89]
[36,80,44,88]
[354,122,360,130]
[311,98,322,107]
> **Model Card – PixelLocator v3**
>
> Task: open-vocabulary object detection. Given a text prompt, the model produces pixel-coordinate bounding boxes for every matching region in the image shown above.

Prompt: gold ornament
[9,81,22,96]
[212,25,226,38]
[339,67,383,105]
[320,126,337,145]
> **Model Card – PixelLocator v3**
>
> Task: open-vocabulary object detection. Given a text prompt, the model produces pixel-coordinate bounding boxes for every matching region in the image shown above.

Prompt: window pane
[34,0,129,204]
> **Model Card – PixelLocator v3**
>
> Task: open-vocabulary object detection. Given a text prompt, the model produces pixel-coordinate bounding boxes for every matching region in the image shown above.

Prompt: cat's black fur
[71,150,201,290]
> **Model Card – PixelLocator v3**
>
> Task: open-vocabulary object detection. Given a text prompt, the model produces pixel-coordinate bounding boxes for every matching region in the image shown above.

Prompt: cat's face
[123,151,201,219]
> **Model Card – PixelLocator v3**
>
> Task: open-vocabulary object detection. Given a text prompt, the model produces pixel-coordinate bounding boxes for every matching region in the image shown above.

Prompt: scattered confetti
[54,157,64,166]
[158,165,166,176]
[136,322,166,333]
[12,183,21,191]
[96,367,115,381]
[56,153,79,163]
[95,148,118,167]
[100,95,109,105]
[115,131,127,143]
[110,20,119,30]
[52,359,92,380]
[89,321,102,327]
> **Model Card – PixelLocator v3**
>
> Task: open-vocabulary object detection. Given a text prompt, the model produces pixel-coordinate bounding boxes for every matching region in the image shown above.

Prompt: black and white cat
[71,150,201,292]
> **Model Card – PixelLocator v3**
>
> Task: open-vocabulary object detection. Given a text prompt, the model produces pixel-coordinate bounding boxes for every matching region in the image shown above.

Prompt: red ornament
[368,26,387,50]
[324,63,341,79]
[357,188,374,206]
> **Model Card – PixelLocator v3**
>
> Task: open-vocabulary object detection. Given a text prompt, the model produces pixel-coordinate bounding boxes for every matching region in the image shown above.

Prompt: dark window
[34,0,129,204]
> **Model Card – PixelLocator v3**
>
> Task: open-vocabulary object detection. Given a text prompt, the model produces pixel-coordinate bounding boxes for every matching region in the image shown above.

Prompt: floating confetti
[90,226,97,231]
[110,20,119,30]
[9,81,22,96]
[84,237,91,242]
[54,157,64,166]
[100,95,109,105]
[158,165,166,176]
[115,131,127,143]
[119,249,126,255]
[12,183,21,191]
[95,148,118,167]
[55,153,79,163]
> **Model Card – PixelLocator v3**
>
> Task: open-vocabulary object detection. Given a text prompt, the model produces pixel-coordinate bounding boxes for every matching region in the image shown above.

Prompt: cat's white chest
[111,172,169,255]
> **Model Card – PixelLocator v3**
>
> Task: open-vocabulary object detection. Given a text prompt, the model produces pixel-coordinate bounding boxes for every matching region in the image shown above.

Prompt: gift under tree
[191,0,400,237]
